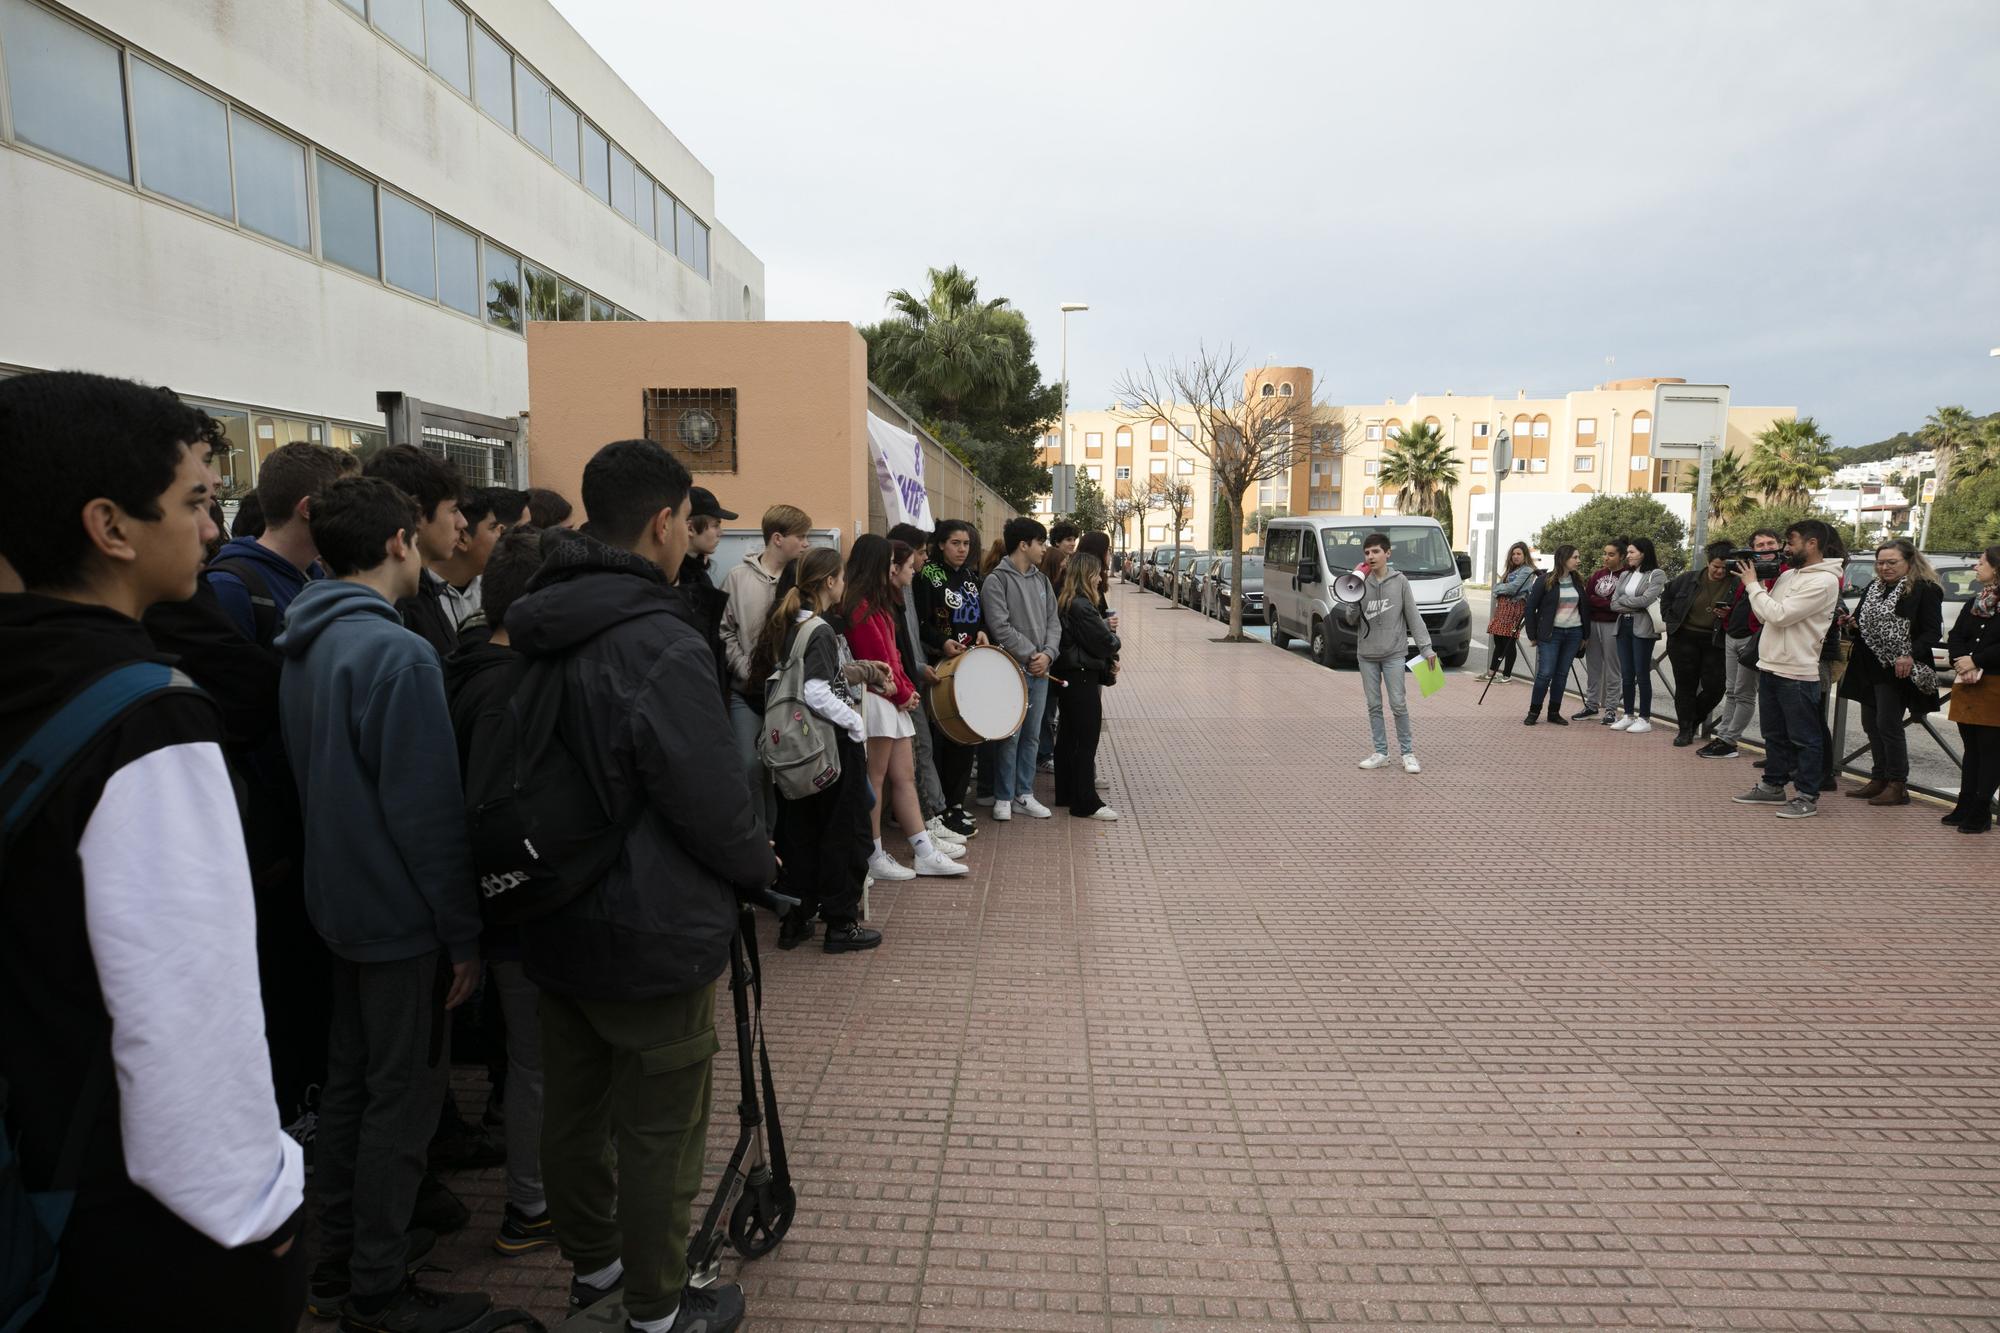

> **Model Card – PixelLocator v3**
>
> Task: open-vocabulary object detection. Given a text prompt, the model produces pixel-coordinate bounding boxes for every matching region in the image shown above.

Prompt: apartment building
[0,0,762,489]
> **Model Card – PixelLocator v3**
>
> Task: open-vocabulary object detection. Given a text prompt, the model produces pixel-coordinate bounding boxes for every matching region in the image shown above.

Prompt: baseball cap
[688,486,737,521]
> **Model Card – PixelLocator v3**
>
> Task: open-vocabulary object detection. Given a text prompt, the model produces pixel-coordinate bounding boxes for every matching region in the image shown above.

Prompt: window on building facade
[1115,426,1132,450]
[1150,422,1168,446]
[513,60,553,157]
[472,24,512,128]
[1085,432,1103,455]
[1633,413,1651,436]
[1149,458,1167,475]
[1630,454,1650,471]
[1115,465,1131,480]
[0,0,132,181]
[588,293,615,322]
[1147,525,1166,541]
[1576,417,1596,438]
[1574,454,1594,471]
[381,192,437,298]
[581,121,609,201]
[1530,458,1548,473]
[557,278,585,320]
[229,110,310,250]
[634,173,653,239]
[643,387,739,474]
[1260,384,1274,397]
[1084,465,1101,481]
[608,145,636,220]
[1473,422,1490,442]
[422,0,470,95]
[435,218,479,315]
[1279,383,1294,397]
[369,0,425,58]
[1364,459,1379,475]
[315,157,379,277]
[482,241,521,330]
[1471,457,1487,473]
[1365,424,1382,441]
[1533,419,1550,438]
[550,96,580,179]
[131,60,235,221]
[1178,458,1194,474]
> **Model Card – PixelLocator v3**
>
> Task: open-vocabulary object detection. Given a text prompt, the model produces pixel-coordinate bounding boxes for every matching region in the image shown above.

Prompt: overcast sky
[553,0,2000,446]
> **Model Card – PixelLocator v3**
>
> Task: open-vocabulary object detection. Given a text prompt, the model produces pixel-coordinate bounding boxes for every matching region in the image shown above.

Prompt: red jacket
[843,602,914,706]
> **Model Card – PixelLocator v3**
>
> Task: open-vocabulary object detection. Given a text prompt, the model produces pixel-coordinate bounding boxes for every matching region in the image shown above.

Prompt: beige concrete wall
[524,321,871,542]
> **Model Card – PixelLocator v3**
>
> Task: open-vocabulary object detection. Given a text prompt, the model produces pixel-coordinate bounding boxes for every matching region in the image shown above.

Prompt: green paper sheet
[1408,654,1445,698]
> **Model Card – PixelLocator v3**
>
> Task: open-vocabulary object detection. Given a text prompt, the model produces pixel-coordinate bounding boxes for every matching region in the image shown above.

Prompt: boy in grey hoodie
[1342,532,1437,773]
[982,517,1062,819]
[276,476,488,1328]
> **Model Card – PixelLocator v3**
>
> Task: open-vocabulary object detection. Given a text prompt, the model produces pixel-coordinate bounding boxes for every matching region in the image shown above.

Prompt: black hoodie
[504,530,775,1000]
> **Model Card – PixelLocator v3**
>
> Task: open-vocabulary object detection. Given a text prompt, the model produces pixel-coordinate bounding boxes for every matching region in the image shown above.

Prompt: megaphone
[1333,573,1367,605]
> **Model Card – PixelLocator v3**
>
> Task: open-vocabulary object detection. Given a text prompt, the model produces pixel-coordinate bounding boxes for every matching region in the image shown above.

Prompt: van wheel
[1269,616,1290,649]
[1442,647,1469,669]
[1310,620,1329,664]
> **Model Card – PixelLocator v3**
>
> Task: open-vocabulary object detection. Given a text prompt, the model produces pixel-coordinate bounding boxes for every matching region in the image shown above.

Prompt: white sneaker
[914,851,969,876]
[924,817,966,846]
[1609,715,1635,731]
[1358,753,1391,770]
[1086,807,1120,821]
[974,794,996,807]
[1402,754,1421,774]
[867,851,916,881]
[1625,718,1653,734]
[992,800,1012,821]
[930,838,967,860]
[1017,796,1053,819]
[1095,776,1111,789]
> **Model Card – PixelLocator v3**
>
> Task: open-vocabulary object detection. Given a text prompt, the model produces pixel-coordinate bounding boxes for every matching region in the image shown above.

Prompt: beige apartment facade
[1038,369,1794,564]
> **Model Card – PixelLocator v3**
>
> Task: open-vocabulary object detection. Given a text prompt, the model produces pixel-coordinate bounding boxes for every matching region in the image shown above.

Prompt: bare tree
[1117,346,1321,640]
[1143,474,1195,601]
[1110,494,1142,555]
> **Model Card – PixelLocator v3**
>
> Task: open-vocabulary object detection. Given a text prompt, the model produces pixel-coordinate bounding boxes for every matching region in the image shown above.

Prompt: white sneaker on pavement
[1358,753,1391,769]
[914,851,970,876]
[992,800,1012,821]
[1095,776,1111,789]
[1017,796,1053,818]
[1609,715,1635,731]
[1402,754,1421,774]
[867,851,916,881]
[925,816,966,845]
[1625,718,1654,734]
[1086,807,1120,821]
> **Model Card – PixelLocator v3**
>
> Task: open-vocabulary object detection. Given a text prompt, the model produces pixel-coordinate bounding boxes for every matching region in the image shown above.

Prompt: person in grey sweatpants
[1579,542,1625,721]
[1343,532,1436,772]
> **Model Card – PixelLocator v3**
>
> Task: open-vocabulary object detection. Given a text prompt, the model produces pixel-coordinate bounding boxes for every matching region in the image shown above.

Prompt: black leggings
[1955,723,2000,826]
[1490,633,1520,677]
[931,726,976,810]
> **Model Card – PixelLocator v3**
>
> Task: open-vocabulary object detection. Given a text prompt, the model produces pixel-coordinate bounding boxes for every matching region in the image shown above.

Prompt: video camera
[1727,548,1787,580]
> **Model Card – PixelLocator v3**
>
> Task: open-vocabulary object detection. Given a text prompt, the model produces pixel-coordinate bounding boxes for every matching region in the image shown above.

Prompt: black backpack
[202,556,281,649]
[2,662,205,1332]
[464,657,633,926]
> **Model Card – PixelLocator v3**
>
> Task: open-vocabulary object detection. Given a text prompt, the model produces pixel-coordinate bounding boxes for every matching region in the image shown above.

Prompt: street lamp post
[1058,302,1088,478]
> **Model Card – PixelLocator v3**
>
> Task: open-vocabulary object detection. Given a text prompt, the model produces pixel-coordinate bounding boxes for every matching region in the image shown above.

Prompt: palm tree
[1920,404,1979,492]
[1744,417,1837,507]
[1378,421,1461,523]
[1683,450,1752,523]
[1951,416,2000,483]
[868,265,1019,423]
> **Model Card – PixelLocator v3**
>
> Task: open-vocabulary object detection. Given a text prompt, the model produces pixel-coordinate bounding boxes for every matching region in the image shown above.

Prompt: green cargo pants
[539,983,718,1322]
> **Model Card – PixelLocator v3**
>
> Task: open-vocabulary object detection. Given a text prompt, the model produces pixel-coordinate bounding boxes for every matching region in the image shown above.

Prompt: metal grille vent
[643,388,738,473]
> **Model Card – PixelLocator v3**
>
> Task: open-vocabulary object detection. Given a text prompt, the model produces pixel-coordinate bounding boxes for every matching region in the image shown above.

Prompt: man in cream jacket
[1731,519,1844,819]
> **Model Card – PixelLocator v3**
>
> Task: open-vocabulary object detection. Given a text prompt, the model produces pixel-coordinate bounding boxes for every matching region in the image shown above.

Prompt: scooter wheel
[728,1180,797,1259]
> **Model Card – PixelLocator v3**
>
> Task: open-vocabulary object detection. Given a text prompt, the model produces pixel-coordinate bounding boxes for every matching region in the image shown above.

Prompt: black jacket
[678,553,731,697]
[1946,598,2000,671]
[443,636,525,957]
[1840,579,1944,709]
[1523,572,1588,642]
[1662,568,1734,638]
[504,530,775,1001]
[1058,596,1121,686]
[916,557,982,656]
[396,569,461,661]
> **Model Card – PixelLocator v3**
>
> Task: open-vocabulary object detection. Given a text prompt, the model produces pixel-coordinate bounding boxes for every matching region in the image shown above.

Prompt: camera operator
[1661,541,1736,746]
[1699,529,1782,759]
[1731,520,1844,819]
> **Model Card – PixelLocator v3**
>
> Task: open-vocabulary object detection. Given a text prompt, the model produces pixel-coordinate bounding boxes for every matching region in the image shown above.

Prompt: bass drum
[929,645,1029,745]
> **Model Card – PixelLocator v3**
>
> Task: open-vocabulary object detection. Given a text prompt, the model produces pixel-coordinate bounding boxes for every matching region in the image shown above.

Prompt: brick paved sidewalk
[340,583,2000,1331]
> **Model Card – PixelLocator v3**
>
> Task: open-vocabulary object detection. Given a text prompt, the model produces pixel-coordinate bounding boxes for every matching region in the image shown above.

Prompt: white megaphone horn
[1333,572,1367,605]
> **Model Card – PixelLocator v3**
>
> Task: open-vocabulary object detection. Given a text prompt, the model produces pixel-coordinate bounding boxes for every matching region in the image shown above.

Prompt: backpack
[758,617,844,800]
[1,661,204,1332]
[463,657,633,926]
[202,556,280,649]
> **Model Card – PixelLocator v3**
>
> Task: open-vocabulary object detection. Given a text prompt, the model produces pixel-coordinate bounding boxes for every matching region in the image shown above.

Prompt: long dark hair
[1545,544,1579,590]
[837,533,896,627]
[751,546,843,686]
[1626,536,1658,572]
[888,538,920,606]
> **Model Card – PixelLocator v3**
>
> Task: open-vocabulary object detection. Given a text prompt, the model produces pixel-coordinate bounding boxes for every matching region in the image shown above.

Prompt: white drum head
[953,646,1027,739]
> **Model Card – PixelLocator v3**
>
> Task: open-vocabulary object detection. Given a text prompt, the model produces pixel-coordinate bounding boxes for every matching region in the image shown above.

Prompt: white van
[1262,516,1472,667]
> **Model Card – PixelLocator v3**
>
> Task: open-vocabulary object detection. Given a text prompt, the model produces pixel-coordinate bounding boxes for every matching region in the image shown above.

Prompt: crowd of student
[0,370,1124,1333]
[1480,521,2000,827]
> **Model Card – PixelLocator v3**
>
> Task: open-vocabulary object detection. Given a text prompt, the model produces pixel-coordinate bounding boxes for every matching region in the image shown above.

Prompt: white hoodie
[1746,559,1844,682]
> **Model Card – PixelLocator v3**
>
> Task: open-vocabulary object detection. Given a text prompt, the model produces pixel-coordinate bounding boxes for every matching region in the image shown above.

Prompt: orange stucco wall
[524,321,872,543]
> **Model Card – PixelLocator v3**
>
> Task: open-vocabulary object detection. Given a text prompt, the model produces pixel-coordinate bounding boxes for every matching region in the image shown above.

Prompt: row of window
[0,0,646,331]
[331,0,709,279]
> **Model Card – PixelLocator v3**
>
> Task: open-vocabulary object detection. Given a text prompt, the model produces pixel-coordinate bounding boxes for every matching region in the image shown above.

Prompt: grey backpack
[758,616,844,799]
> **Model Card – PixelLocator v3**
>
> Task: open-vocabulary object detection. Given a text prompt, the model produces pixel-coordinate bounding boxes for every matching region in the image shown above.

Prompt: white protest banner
[865,412,935,530]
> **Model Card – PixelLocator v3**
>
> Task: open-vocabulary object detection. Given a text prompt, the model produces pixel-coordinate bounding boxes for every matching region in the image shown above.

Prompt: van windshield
[1318,525,1455,578]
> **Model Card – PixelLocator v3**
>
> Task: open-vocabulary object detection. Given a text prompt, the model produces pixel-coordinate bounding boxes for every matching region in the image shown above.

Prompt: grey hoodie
[982,558,1062,665]
[275,580,480,964]
[1351,568,1432,661]
[719,547,783,692]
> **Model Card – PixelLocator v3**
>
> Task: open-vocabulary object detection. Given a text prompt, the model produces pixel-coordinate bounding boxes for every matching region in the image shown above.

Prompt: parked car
[1213,555,1266,623]
[1181,555,1216,607]
[1168,550,1208,605]
[1144,546,1178,593]
[1262,516,1473,667]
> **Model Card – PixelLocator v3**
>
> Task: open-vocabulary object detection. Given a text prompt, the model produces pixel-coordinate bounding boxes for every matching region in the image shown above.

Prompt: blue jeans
[1758,673,1825,800]
[1616,621,1653,718]
[995,674,1050,802]
[1529,625,1584,716]
[1358,656,1413,756]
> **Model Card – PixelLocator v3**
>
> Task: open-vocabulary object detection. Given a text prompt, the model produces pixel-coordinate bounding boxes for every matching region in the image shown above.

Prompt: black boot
[823,921,883,953]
